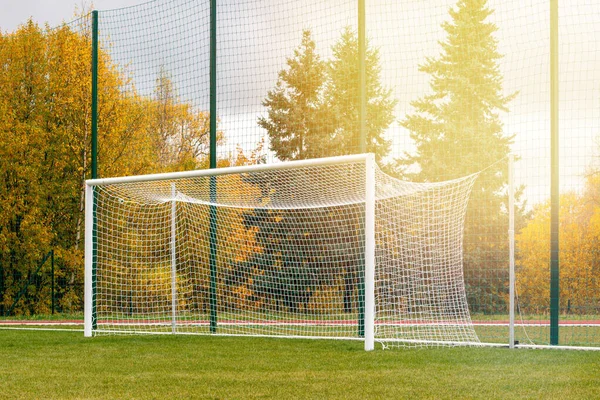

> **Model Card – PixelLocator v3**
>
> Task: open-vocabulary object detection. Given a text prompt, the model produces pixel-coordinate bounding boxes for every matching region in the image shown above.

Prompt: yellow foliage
[516,180,600,314]
[0,20,239,315]
[307,287,344,315]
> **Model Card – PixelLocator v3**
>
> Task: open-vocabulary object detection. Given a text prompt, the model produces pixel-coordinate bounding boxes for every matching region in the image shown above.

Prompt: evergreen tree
[259,28,396,163]
[398,0,523,311]
[400,0,516,180]
[258,30,329,161]
[325,26,396,163]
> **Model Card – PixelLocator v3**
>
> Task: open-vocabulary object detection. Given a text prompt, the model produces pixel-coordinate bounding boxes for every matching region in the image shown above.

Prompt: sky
[0,0,143,32]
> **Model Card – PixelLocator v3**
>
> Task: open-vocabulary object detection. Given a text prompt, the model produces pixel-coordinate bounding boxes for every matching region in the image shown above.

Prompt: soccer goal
[84,154,479,350]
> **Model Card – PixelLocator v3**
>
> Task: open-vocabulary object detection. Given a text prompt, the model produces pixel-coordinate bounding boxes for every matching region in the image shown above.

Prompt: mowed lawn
[0,330,599,399]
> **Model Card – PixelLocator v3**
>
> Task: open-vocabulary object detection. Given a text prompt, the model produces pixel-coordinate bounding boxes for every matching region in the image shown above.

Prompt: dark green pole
[357,0,366,338]
[549,0,559,345]
[91,10,99,331]
[91,10,99,180]
[50,249,55,315]
[358,0,366,154]
[209,0,218,334]
[357,233,365,338]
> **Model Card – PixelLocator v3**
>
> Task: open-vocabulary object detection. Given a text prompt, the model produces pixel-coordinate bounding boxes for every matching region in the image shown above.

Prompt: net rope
[91,157,479,347]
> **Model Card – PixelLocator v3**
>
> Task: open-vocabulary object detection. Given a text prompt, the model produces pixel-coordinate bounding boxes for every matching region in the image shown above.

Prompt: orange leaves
[0,20,226,315]
[516,182,600,314]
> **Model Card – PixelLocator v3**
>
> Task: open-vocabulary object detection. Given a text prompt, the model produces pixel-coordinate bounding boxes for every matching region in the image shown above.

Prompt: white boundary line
[0,327,83,332]
[2,325,598,350]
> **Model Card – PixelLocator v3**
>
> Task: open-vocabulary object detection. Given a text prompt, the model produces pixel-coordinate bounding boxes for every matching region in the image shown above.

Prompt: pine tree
[325,26,396,163]
[258,30,329,161]
[398,0,522,311]
[259,28,396,163]
[400,0,516,179]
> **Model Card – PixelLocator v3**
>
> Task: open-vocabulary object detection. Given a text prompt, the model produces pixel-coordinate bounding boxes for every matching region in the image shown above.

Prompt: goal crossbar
[85,154,370,187]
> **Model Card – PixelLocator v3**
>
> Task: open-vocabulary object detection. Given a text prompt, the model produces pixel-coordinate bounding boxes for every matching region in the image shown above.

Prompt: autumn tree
[0,20,146,314]
[517,173,600,315]
[0,20,220,315]
[150,67,220,172]
[0,21,53,314]
[398,0,524,312]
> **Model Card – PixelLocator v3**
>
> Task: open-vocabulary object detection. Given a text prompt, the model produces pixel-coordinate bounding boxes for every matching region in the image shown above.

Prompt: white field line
[2,320,599,327]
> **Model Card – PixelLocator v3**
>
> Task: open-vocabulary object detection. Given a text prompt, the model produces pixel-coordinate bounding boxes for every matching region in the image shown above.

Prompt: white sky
[0,0,143,32]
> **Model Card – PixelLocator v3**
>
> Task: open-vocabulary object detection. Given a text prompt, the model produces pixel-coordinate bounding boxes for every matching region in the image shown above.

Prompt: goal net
[84,154,480,349]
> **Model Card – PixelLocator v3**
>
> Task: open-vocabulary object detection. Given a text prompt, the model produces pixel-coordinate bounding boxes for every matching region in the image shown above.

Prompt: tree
[0,20,220,315]
[259,28,396,163]
[397,0,523,312]
[325,26,396,163]
[258,30,329,161]
[516,174,600,314]
[0,20,144,314]
[399,0,516,180]
[0,21,53,314]
[150,67,220,172]
[257,28,396,313]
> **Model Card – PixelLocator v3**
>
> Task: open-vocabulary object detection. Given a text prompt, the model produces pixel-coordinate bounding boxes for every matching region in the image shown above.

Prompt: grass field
[0,329,599,399]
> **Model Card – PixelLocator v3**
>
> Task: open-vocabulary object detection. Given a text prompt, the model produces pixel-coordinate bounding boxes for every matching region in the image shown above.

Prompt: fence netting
[4,0,594,348]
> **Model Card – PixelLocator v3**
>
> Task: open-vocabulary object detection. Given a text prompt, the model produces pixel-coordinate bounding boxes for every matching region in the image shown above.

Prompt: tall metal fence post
[91,10,99,180]
[549,0,560,346]
[358,0,366,153]
[90,10,99,332]
[209,0,218,334]
[356,0,368,340]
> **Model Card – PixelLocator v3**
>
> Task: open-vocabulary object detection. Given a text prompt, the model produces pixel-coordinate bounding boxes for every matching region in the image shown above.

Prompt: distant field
[0,329,599,399]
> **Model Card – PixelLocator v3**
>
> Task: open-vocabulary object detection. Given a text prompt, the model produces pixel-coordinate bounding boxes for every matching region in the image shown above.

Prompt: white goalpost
[84,154,479,350]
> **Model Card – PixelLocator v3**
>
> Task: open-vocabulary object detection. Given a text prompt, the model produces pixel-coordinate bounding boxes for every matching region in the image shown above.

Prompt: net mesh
[83,0,600,348]
[91,157,479,347]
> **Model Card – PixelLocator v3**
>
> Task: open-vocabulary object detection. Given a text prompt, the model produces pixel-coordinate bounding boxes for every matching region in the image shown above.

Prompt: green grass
[0,330,599,399]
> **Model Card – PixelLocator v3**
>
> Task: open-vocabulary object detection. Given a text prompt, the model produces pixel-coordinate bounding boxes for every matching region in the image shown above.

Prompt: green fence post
[549,0,560,346]
[358,0,366,154]
[91,10,99,331]
[91,10,99,180]
[357,0,367,339]
[209,0,218,334]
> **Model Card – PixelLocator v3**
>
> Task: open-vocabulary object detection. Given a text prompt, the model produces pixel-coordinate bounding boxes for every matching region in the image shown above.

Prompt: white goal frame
[84,154,377,350]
